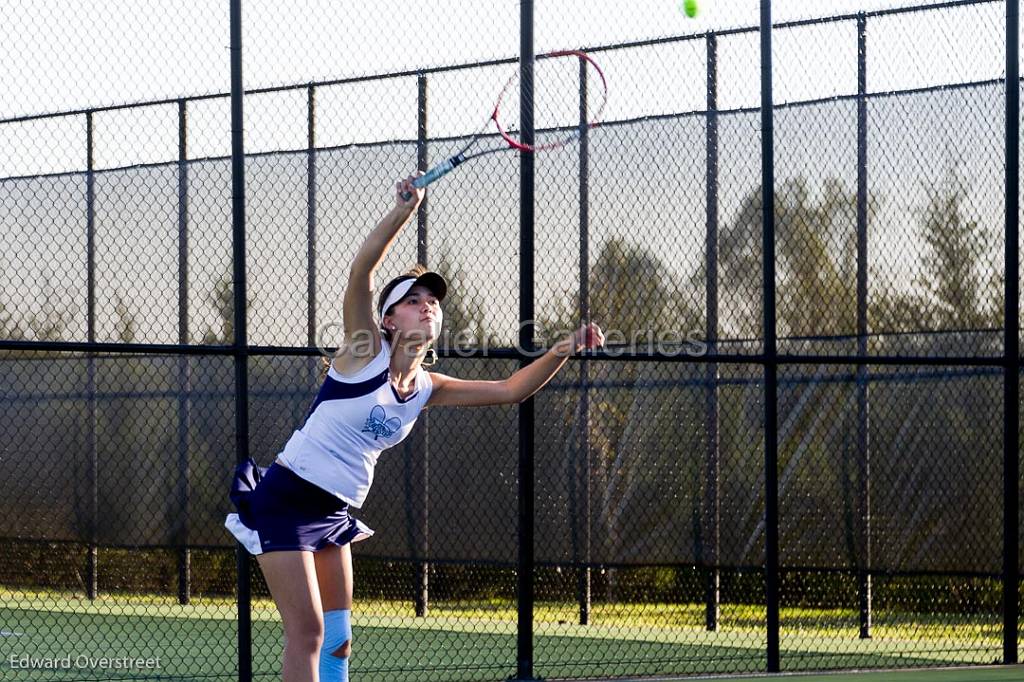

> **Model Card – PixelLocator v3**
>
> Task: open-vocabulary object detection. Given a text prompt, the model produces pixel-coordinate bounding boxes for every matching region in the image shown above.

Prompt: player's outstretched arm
[427,323,604,407]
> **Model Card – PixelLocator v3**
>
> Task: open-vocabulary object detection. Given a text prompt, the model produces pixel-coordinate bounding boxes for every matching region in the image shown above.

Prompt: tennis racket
[401,50,608,199]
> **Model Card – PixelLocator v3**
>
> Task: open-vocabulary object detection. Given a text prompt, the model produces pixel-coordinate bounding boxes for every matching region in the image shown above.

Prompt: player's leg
[313,544,354,681]
[257,550,324,682]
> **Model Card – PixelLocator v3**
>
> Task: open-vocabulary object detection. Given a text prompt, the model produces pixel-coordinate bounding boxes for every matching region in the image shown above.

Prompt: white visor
[380,278,417,318]
[379,271,448,320]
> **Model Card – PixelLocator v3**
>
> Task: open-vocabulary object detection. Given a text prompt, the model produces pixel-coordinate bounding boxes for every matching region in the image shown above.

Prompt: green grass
[700,667,1024,682]
[0,587,1015,682]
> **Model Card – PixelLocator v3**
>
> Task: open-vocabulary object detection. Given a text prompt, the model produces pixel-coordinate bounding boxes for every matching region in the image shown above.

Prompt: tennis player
[224,175,604,682]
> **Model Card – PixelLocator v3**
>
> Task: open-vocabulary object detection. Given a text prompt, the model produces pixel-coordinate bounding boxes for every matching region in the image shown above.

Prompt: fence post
[759,0,780,673]
[306,84,322,397]
[415,72,431,618]
[516,0,537,678]
[177,98,192,606]
[855,11,873,641]
[1003,0,1020,665]
[576,54,593,627]
[704,30,721,633]
[307,84,317,351]
[85,109,99,603]
[229,0,252,680]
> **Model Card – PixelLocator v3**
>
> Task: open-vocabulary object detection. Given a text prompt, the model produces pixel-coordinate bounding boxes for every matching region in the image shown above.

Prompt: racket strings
[494,51,607,151]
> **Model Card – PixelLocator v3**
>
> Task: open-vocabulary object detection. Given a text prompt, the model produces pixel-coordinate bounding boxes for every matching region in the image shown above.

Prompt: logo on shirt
[362,405,402,440]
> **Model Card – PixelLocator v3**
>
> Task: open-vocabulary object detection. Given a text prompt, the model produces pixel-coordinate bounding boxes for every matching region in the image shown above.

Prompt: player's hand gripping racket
[401,50,607,200]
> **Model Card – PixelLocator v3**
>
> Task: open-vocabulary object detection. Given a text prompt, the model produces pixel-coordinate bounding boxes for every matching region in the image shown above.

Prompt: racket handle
[400,157,459,200]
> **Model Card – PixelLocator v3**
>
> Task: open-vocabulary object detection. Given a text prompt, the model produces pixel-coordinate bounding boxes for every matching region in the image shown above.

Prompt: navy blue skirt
[224,457,373,555]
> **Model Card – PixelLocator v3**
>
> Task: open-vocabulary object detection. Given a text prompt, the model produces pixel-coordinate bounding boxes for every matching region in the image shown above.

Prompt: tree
[719,177,862,341]
[531,238,705,596]
[113,294,137,343]
[718,178,876,570]
[0,298,26,343]
[430,248,501,351]
[199,269,255,344]
[871,169,1000,352]
[915,171,999,331]
[25,277,71,342]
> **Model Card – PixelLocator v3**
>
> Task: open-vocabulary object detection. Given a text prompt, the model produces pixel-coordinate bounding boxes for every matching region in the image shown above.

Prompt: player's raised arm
[340,177,423,356]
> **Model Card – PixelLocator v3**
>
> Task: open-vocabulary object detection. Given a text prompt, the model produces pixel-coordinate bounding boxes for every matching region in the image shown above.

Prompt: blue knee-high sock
[320,609,351,682]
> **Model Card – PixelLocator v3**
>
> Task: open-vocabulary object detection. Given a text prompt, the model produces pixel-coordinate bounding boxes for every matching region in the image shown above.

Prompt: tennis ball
[682,0,698,18]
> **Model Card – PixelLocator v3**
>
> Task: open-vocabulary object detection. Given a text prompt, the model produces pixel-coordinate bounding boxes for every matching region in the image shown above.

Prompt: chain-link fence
[1,0,1021,680]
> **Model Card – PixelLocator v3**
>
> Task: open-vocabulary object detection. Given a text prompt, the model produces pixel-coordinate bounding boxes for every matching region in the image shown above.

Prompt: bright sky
[0,0,1010,175]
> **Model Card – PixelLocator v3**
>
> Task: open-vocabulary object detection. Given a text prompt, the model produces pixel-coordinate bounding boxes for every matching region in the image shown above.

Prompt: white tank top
[277,340,433,508]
